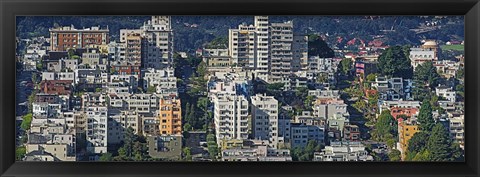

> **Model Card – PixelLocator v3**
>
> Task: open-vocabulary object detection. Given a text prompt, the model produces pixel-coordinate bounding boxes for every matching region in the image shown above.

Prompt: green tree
[427,123,453,161]
[456,84,464,99]
[353,100,367,113]
[414,61,441,89]
[21,113,33,130]
[377,46,413,79]
[407,131,429,154]
[122,127,137,159]
[304,95,316,111]
[27,91,36,113]
[291,140,322,161]
[339,58,353,75]
[386,139,396,149]
[183,147,193,161]
[206,134,219,160]
[388,149,401,161]
[267,83,284,91]
[188,103,196,128]
[184,102,191,126]
[372,110,397,141]
[146,86,156,94]
[99,153,113,161]
[16,146,26,160]
[316,73,329,83]
[183,123,192,132]
[412,149,431,161]
[456,66,464,79]
[366,73,377,82]
[417,100,435,132]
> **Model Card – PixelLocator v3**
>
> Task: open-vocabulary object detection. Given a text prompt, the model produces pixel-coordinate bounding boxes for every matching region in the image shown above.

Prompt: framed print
[1,0,479,177]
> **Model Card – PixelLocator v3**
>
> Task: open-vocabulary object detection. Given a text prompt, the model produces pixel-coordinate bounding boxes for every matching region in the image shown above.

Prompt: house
[313,141,373,161]
[343,124,360,141]
[435,85,456,102]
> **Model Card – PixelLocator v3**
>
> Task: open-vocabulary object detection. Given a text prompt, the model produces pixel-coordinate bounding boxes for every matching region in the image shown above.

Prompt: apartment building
[313,141,373,161]
[269,21,293,83]
[127,93,160,114]
[292,35,308,71]
[211,82,250,146]
[312,98,349,119]
[251,94,280,148]
[49,25,109,51]
[228,16,306,83]
[142,67,177,96]
[435,85,457,102]
[290,122,325,148]
[221,144,292,161]
[108,109,141,145]
[140,16,174,69]
[158,97,182,135]
[398,119,419,159]
[449,115,464,149]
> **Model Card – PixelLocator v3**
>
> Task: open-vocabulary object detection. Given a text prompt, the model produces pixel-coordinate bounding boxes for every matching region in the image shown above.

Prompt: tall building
[228,16,306,83]
[251,94,279,148]
[50,25,109,51]
[254,16,271,82]
[141,16,174,69]
[81,93,109,156]
[125,31,143,63]
[292,35,309,71]
[270,21,294,83]
[211,82,250,146]
[158,97,182,135]
[228,24,256,68]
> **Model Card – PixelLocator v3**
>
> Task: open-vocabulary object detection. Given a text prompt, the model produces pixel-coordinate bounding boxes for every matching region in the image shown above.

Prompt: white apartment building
[251,94,280,148]
[313,141,373,161]
[142,68,177,96]
[140,16,174,69]
[108,109,141,145]
[449,115,464,149]
[435,85,457,102]
[42,72,75,81]
[312,99,349,119]
[126,94,160,114]
[269,21,294,83]
[32,102,61,118]
[306,57,337,82]
[110,74,139,89]
[107,81,133,94]
[228,16,307,83]
[85,106,108,155]
[211,82,249,146]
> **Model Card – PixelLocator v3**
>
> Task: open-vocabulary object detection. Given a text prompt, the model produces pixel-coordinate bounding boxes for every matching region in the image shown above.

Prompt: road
[16,68,34,147]
[16,70,33,116]
[179,65,194,93]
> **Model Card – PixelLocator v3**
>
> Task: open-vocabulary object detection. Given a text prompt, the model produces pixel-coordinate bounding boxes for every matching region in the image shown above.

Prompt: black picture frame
[1,0,479,176]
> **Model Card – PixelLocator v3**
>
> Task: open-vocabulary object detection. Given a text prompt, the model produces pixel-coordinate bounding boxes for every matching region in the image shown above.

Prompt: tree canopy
[377,46,413,79]
[417,99,435,132]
